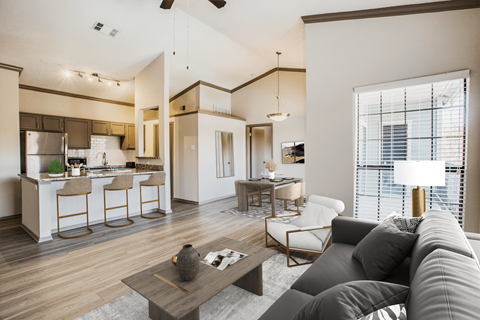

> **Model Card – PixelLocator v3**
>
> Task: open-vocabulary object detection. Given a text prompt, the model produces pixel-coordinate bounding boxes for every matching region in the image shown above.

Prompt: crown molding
[0,63,23,76]
[169,68,307,102]
[19,85,134,107]
[231,67,306,93]
[302,0,480,24]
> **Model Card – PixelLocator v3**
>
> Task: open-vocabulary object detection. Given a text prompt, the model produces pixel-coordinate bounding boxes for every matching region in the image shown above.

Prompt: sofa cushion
[293,281,409,320]
[406,249,480,320]
[291,243,367,295]
[353,219,418,280]
[409,209,477,282]
[384,211,422,233]
[291,243,410,296]
[258,289,313,320]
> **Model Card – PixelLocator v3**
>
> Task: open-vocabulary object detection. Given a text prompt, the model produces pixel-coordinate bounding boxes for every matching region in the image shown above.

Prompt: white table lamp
[394,161,445,217]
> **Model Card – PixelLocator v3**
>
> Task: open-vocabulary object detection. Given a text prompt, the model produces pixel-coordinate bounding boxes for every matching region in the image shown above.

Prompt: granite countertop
[18,169,161,183]
[136,156,161,159]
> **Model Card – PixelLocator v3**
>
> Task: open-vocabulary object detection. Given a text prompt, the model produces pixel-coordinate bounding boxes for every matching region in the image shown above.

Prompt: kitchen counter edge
[18,169,162,184]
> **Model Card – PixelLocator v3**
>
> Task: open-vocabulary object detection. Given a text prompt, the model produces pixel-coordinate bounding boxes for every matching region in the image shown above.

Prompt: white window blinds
[354,75,468,227]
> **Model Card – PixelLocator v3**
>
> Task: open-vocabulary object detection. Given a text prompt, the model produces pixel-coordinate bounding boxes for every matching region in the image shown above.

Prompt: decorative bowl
[48,173,64,177]
[171,253,200,267]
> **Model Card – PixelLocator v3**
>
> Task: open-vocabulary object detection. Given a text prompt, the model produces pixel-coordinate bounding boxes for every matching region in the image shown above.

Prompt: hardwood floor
[0,197,316,320]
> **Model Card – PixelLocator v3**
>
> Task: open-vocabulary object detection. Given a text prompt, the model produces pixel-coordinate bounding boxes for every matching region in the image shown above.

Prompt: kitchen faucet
[96,152,108,165]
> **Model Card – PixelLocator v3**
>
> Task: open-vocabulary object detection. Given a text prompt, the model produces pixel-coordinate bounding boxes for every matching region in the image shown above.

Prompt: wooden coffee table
[122,237,276,320]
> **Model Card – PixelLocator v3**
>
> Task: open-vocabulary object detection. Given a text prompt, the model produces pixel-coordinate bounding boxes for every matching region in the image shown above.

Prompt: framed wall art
[281,141,305,164]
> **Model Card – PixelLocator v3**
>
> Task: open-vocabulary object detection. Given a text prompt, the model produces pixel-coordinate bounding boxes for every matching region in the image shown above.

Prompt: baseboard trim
[0,214,22,221]
[198,194,236,205]
[21,224,53,243]
[172,198,199,205]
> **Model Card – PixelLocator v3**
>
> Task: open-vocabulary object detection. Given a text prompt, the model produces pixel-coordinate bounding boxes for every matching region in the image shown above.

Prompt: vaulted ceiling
[0,0,444,103]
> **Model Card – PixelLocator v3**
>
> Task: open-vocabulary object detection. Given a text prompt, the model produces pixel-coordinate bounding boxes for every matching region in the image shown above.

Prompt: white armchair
[265,195,345,267]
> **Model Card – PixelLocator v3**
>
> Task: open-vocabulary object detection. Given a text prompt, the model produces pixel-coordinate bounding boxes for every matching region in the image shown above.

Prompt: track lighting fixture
[63,69,122,87]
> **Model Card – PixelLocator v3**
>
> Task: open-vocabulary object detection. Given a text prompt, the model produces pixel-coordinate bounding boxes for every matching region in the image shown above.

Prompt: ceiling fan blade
[208,0,227,9]
[160,0,175,9]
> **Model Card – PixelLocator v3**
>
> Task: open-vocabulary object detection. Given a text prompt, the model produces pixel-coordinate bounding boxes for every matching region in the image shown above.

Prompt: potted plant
[47,159,65,177]
[264,159,278,180]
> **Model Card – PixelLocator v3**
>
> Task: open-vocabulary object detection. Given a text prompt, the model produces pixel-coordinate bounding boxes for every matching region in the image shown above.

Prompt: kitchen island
[18,168,167,243]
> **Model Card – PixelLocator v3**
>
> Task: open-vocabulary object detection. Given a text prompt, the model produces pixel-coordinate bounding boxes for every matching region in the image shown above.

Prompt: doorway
[246,124,273,179]
[169,122,174,199]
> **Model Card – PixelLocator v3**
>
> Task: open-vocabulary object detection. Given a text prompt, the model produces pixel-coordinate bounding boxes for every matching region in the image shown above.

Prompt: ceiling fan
[160,0,226,9]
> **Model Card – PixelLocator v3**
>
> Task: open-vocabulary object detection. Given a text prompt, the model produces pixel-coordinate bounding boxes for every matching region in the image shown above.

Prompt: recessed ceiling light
[64,70,71,77]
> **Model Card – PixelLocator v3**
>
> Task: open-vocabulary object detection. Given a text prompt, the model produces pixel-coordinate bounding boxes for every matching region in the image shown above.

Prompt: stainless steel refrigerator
[20,131,68,173]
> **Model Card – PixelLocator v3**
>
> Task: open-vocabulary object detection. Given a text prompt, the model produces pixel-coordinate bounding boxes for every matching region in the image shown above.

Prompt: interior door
[251,128,265,179]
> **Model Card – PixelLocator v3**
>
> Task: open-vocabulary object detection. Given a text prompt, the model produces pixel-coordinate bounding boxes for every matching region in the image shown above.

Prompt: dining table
[236,177,304,217]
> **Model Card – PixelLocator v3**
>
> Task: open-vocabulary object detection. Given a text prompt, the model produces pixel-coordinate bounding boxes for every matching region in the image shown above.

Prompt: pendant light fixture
[267,52,290,122]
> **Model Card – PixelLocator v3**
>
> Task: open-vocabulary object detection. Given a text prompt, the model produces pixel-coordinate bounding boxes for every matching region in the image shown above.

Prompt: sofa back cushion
[407,249,480,320]
[409,209,477,282]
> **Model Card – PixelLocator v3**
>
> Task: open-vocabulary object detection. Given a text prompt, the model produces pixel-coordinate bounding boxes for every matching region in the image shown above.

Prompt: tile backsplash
[68,135,136,167]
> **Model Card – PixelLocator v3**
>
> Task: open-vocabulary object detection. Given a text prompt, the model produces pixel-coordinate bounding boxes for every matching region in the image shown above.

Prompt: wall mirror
[216,131,234,178]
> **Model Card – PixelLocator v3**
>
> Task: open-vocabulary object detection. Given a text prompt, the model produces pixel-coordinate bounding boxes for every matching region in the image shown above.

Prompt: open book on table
[201,248,248,271]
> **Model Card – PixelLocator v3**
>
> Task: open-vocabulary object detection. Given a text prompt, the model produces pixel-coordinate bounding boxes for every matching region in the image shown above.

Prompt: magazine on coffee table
[201,248,248,271]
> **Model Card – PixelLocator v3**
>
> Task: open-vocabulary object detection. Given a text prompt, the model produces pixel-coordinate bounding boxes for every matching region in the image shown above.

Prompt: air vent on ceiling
[93,21,119,38]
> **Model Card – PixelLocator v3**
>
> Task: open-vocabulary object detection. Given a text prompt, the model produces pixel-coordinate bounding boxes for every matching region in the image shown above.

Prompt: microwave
[68,157,87,167]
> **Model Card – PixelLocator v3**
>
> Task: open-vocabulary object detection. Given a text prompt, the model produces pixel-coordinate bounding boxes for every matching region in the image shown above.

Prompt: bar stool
[104,175,134,228]
[140,172,166,219]
[56,178,93,239]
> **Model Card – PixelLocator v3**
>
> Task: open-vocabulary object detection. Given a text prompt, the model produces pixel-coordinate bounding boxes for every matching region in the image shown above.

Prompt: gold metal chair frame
[264,214,340,267]
[140,184,167,219]
[56,192,93,239]
[104,188,134,228]
[248,190,271,207]
[278,197,301,214]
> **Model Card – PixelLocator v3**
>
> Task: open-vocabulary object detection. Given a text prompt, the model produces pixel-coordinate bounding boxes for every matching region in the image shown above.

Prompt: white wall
[198,113,246,203]
[173,114,199,202]
[199,85,231,112]
[305,9,480,232]
[169,86,199,115]
[0,68,20,218]
[135,52,171,212]
[19,89,135,122]
[232,71,306,181]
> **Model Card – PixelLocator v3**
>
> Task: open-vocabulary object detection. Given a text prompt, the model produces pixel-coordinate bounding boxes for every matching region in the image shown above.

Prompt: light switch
[191,145,195,150]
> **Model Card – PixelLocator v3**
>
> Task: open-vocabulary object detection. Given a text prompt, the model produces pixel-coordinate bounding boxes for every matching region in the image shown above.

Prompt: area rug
[220,198,301,224]
[75,253,310,320]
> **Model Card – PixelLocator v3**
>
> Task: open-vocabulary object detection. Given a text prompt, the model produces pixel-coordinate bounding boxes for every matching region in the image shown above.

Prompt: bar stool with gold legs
[56,178,93,239]
[104,175,134,228]
[140,172,167,219]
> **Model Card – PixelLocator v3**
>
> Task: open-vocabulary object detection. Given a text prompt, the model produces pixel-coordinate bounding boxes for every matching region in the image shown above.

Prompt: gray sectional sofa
[259,209,480,320]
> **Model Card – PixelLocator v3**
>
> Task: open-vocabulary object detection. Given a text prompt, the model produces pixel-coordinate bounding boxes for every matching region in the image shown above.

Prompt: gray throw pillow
[360,303,407,320]
[293,281,409,320]
[353,219,419,280]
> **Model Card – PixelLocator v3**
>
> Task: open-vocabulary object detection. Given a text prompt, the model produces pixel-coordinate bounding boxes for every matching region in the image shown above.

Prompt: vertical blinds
[355,77,468,227]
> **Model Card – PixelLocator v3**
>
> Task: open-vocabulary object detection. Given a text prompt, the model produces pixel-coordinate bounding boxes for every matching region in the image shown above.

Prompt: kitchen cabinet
[92,120,110,135]
[110,122,125,136]
[20,113,42,131]
[42,115,64,132]
[126,124,136,149]
[65,118,91,149]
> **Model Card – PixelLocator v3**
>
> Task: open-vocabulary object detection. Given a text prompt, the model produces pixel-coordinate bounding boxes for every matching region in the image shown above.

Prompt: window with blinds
[355,76,468,227]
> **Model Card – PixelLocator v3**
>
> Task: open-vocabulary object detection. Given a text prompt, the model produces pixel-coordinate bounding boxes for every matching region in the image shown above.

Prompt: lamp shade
[394,161,445,186]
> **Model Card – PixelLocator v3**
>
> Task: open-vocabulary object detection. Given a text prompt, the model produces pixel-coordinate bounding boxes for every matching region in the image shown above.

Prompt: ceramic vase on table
[268,171,275,180]
[177,244,199,281]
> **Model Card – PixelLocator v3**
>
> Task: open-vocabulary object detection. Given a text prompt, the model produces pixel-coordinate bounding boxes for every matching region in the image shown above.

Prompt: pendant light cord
[277,52,281,112]
[173,6,176,55]
[187,0,190,69]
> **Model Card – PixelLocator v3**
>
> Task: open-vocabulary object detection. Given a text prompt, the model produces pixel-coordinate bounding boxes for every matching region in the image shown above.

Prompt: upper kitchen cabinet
[110,122,125,136]
[20,113,42,131]
[42,115,64,132]
[121,124,137,150]
[65,118,91,149]
[92,120,110,135]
